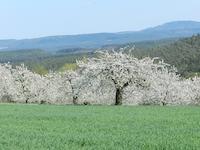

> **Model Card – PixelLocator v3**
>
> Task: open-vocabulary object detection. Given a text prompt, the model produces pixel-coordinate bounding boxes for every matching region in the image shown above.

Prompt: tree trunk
[73,96,78,105]
[115,88,123,105]
[69,81,78,105]
[162,90,169,106]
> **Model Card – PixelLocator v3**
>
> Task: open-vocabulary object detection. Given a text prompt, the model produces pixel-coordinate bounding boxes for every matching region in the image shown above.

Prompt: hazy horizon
[1,0,200,39]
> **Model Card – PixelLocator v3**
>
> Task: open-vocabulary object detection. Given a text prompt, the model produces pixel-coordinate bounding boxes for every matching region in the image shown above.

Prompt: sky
[0,0,200,39]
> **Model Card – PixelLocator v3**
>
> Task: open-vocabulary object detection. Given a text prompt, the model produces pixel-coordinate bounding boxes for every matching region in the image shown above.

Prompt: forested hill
[130,35,200,77]
[1,35,200,77]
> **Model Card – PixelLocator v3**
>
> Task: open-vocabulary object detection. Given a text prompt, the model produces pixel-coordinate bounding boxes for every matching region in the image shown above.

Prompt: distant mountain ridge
[0,20,200,51]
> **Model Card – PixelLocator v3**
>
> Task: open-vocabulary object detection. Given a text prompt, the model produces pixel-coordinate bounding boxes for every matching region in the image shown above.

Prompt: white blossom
[0,50,200,106]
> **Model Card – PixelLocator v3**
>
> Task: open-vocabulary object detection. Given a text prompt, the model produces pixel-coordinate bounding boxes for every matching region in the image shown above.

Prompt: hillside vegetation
[128,35,200,77]
[0,35,200,77]
[0,50,93,74]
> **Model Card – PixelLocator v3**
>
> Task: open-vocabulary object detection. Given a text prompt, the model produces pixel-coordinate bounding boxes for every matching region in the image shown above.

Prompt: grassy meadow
[0,104,200,149]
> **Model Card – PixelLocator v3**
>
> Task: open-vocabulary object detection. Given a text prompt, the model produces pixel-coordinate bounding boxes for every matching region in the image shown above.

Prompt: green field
[0,104,200,149]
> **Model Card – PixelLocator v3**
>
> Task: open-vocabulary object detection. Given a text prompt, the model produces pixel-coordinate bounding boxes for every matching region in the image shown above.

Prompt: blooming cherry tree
[77,50,174,105]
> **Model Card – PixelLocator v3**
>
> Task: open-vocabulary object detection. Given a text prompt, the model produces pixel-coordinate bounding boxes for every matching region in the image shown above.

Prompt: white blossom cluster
[0,50,200,105]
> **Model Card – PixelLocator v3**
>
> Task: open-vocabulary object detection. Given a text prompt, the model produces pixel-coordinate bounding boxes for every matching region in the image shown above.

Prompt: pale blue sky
[0,0,200,39]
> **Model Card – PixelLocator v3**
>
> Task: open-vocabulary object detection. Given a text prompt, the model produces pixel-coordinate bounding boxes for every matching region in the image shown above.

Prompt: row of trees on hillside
[0,49,93,74]
[0,50,200,105]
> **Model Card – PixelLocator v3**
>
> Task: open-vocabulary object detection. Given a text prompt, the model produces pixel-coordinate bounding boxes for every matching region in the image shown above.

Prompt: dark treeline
[129,34,200,77]
[0,49,94,74]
